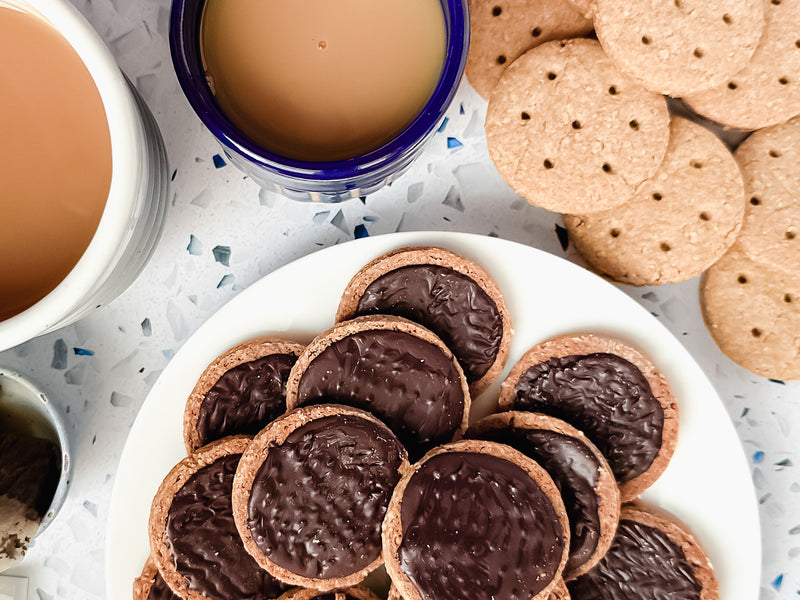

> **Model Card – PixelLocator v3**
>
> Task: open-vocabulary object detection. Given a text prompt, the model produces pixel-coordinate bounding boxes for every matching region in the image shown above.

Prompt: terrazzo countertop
[1,0,798,598]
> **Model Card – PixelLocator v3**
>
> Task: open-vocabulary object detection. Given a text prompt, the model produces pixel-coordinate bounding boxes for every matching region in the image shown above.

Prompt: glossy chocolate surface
[197,353,297,445]
[354,264,503,382]
[398,451,565,600]
[166,454,286,600]
[512,353,663,483]
[567,518,703,599]
[467,426,602,576]
[146,574,178,600]
[295,330,465,457]
[247,414,405,579]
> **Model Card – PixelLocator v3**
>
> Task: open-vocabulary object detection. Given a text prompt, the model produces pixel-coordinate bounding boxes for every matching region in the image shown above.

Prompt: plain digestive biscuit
[486,38,670,214]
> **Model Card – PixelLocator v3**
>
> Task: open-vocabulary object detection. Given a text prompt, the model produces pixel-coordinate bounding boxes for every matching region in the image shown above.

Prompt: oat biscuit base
[565,0,595,19]
[466,0,591,99]
[183,336,305,453]
[232,405,410,591]
[383,440,570,600]
[700,244,800,381]
[336,245,513,397]
[734,116,800,275]
[498,333,679,501]
[133,556,179,600]
[285,315,472,446]
[486,38,670,214]
[148,436,268,600]
[594,0,763,97]
[277,586,382,600]
[569,501,719,600]
[684,0,800,130]
[467,411,620,580]
[564,117,745,286]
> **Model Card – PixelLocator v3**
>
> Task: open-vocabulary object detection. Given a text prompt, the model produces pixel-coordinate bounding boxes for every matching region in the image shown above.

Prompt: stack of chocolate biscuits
[472,0,800,380]
[135,245,720,600]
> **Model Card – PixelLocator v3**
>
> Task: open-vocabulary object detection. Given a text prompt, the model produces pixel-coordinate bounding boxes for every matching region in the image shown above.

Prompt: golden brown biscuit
[594,0,764,96]
[684,0,800,130]
[564,117,745,286]
[700,244,800,381]
[466,0,592,98]
[734,115,800,275]
[486,39,670,214]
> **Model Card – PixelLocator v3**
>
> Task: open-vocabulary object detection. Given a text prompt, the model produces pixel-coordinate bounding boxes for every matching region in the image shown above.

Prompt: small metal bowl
[0,368,71,546]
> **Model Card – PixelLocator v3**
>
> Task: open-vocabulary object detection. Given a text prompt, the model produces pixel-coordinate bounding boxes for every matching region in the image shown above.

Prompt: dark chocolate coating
[511,353,663,484]
[197,353,297,445]
[146,574,179,600]
[295,330,465,458]
[354,265,503,383]
[165,454,286,600]
[247,414,405,580]
[0,426,60,516]
[398,452,566,600]
[466,426,602,576]
[567,518,704,600]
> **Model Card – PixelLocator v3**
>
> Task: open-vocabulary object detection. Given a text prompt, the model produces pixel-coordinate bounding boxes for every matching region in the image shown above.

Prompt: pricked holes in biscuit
[690,160,703,169]
[532,27,542,37]
[653,192,663,201]
[722,13,733,24]
[610,228,621,238]
[769,149,783,158]
[785,294,793,303]
[660,242,671,252]
[786,230,796,240]
[779,77,789,85]
[728,81,738,90]
[543,159,554,169]
[572,120,582,130]
[497,55,507,65]
[608,86,618,95]
[629,119,639,130]
[693,48,705,59]
[641,35,651,45]
[751,328,762,337]
[602,163,613,173]
[699,212,710,221]
[492,5,502,16]
[521,111,531,121]
[771,0,781,5]
[547,72,557,80]
[737,274,748,284]
[750,196,760,206]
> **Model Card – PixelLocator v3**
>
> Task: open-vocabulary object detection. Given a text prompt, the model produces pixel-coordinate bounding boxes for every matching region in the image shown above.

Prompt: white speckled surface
[1,1,798,599]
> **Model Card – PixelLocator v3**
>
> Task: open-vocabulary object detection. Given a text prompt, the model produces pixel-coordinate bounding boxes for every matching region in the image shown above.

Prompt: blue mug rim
[169,0,469,182]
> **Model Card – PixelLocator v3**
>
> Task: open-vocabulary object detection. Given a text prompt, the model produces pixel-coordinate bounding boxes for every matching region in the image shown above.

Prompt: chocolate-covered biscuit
[568,502,719,600]
[285,315,470,459]
[498,334,678,501]
[183,337,304,453]
[466,412,620,580]
[277,586,383,600]
[383,440,570,600]
[232,405,409,591]
[132,556,179,600]
[148,437,287,600]
[336,246,513,397]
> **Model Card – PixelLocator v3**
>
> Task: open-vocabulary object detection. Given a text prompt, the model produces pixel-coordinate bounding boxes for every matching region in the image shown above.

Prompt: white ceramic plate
[106,231,759,599]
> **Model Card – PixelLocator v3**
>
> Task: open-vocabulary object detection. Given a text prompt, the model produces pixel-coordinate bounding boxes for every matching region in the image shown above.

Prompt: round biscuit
[684,0,800,130]
[466,0,592,99]
[700,244,800,381]
[564,117,745,286]
[594,0,764,97]
[734,115,800,275]
[486,38,670,214]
